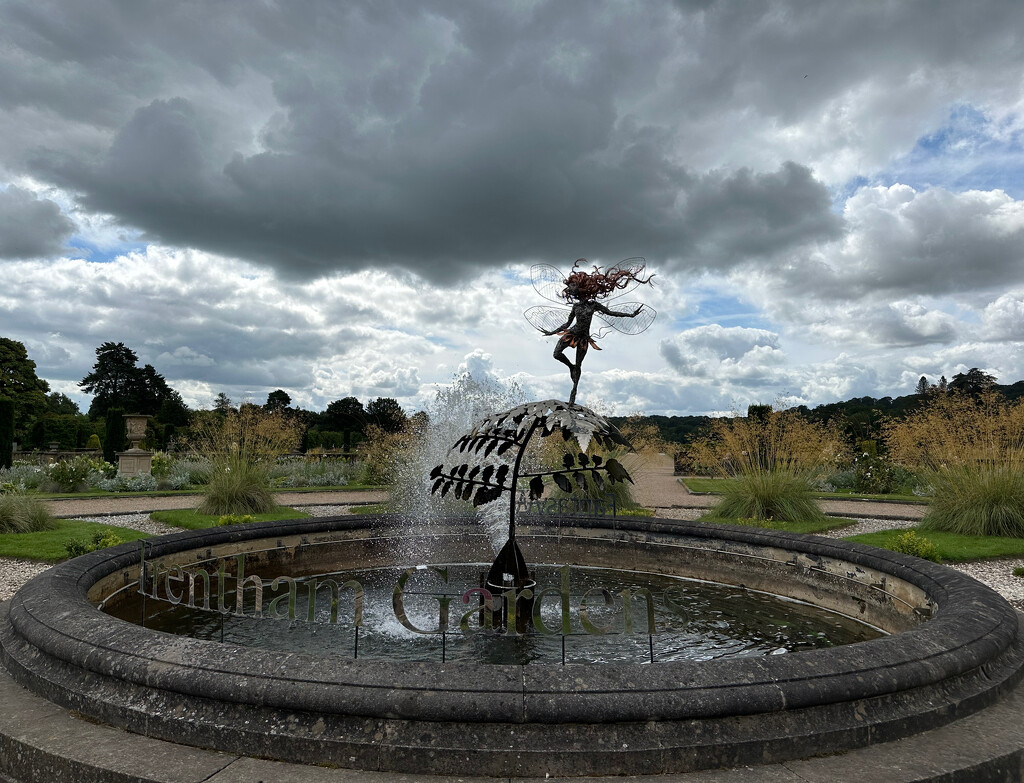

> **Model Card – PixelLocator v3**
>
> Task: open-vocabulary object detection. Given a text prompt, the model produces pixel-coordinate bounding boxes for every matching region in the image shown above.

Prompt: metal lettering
[579,587,614,635]
[267,576,298,620]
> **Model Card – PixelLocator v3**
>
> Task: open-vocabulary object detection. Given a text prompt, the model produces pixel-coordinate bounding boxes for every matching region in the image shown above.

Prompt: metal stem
[508,419,540,542]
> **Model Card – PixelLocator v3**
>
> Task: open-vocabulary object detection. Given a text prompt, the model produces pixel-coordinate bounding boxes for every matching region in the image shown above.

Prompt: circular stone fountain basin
[2,514,1023,778]
[106,562,885,666]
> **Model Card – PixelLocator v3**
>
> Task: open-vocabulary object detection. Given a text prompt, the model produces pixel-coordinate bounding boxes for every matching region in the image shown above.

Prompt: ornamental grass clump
[189,405,301,516]
[0,490,56,534]
[886,391,1024,537]
[691,405,843,524]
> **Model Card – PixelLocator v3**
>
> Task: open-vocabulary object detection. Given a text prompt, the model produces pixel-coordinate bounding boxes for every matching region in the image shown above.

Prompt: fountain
[2,259,1024,779]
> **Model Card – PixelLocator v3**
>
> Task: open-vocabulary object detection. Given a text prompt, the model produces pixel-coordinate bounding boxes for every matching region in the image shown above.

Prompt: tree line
[2,334,1016,466]
[611,368,1020,453]
[0,337,411,467]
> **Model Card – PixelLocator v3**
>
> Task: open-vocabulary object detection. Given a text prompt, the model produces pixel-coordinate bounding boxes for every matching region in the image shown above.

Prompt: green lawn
[844,528,1024,563]
[681,476,924,503]
[150,506,311,530]
[0,520,151,562]
[698,514,859,535]
[350,503,389,515]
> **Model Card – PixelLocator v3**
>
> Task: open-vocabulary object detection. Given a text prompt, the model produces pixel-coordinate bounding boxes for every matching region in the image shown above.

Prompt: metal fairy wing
[525,305,571,334]
[603,257,652,301]
[530,264,568,304]
[593,303,657,338]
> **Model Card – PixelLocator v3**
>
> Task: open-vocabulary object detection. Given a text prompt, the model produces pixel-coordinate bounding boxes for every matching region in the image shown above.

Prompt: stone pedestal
[117,448,153,476]
[117,414,153,476]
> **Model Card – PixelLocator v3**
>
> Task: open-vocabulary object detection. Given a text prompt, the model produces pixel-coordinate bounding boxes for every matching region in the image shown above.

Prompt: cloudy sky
[2,0,1023,417]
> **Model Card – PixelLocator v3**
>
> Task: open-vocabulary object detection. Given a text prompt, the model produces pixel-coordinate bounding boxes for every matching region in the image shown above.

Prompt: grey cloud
[751,186,1024,308]
[7,0,939,283]
[0,185,73,258]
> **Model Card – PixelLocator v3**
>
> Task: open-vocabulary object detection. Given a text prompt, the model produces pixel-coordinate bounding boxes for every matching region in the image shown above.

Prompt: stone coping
[2,514,1023,777]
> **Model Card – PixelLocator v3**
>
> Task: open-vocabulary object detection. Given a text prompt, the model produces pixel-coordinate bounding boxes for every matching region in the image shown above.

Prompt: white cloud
[979,292,1024,341]
[3,1,1024,416]
[661,325,785,380]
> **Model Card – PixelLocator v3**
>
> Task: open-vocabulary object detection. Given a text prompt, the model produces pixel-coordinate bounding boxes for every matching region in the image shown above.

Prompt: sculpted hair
[562,259,655,301]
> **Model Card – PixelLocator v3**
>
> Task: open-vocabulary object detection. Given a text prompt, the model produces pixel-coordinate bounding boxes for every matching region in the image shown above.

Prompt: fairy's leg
[568,341,589,404]
[553,337,574,371]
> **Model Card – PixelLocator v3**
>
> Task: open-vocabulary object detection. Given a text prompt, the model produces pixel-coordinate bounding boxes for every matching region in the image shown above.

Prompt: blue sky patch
[853,104,1024,198]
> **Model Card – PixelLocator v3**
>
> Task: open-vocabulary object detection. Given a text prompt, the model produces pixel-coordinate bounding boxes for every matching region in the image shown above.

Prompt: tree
[324,396,366,451]
[915,376,929,396]
[0,399,13,468]
[366,397,407,434]
[80,342,182,420]
[213,393,235,414]
[46,392,80,415]
[80,342,140,418]
[950,368,996,396]
[130,364,172,415]
[103,407,126,463]
[0,338,50,441]
[324,396,365,431]
[157,390,191,428]
[266,389,291,411]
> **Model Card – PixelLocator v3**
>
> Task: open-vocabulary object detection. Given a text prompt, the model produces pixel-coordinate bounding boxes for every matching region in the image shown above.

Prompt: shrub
[0,492,56,534]
[919,464,1024,538]
[48,456,96,492]
[690,406,843,523]
[168,458,211,489]
[190,405,301,515]
[216,514,255,526]
[825,468,856,490]
[150,451,174,479]
[268,457,355,488]
[360,423,416,486]
[85,433,102,451]
[887,391,1024,537]
[714,469,828,524]
[64,530,125,559]
[887,530,941,563]
[201,457,274,515]
[95,471,158,493]
[0,461,47,491]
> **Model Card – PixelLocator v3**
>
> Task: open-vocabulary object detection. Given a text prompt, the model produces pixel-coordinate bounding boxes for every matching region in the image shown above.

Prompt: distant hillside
[612,378,1024,448]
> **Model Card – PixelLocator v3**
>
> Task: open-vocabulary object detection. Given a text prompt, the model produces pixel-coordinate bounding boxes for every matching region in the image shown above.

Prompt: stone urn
[117,414,153,476]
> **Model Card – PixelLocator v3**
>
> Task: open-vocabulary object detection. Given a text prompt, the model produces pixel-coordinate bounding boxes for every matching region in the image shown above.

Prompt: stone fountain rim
[3,513,1020,727]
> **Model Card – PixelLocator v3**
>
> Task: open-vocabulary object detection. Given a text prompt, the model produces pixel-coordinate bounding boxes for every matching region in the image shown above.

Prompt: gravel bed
[296,504,359,517]
[0,559,51,602]
[947,559,1024,610]
[821,517,918,538]
[71,512,180,536]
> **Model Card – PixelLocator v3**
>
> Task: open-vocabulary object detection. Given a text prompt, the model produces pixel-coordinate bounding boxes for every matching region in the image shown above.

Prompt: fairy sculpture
[525,258,656,403]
